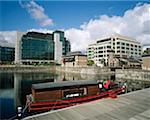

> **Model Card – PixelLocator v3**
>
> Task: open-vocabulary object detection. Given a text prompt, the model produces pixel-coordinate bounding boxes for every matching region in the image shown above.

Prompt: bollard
[17,106,22,119]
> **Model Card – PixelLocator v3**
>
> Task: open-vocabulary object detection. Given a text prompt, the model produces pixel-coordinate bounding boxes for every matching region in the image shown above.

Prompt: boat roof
[32,80,98,90]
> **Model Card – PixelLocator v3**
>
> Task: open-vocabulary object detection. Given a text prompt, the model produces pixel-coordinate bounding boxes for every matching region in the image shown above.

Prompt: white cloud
[1,3,149,52]
[28,28,53,34]
[20,1,53,27]
[65,3,150,51]
[0,31,16,47]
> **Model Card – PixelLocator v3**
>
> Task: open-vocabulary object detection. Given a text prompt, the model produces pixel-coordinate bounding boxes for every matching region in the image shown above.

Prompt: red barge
[26,80,126,113]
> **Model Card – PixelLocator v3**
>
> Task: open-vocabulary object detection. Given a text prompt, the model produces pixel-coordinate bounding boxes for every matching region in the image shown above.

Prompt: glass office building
[16,30,71,64]
[0,45,15,64]
[22,32,54,60]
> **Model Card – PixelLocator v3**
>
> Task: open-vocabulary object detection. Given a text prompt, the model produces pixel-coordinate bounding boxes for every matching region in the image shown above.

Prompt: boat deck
[24,88,150,120]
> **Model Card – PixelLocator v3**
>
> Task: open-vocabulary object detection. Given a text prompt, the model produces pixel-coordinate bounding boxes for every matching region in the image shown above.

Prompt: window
[122,47,125,49]
[117,42,120,45]
[126,43,129,46]
[126,47,129,50]
[122,51,125,53]
[117,46,120,49]
[121,42,125,45]
[98,47,103,49]
[99,55,103,57]
[107,46,111,48]
[98,51,103,53]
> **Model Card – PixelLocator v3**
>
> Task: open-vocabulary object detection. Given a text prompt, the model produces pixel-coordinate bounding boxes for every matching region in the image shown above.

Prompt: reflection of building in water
[14,73,22,108]
[0,73,14,99]
[57,72,111,81]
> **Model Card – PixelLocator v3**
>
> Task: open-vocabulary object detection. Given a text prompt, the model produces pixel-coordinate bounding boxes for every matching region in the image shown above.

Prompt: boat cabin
[32,80,100,101]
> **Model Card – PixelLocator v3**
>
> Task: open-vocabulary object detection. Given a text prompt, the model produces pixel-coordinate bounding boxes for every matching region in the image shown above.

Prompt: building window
[107,46,111,48]
[122,47,125,49]
[98,47,103,49]
[98,51,103,53]
[126,43,129,46]
[121,42,125,45]
[117,46,120,49]
[99,55,103,57]
[117,42,120,45]
[122,51,125,53]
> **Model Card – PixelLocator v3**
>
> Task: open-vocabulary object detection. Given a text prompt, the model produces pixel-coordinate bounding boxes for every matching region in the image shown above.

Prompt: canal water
[0,72,150,119]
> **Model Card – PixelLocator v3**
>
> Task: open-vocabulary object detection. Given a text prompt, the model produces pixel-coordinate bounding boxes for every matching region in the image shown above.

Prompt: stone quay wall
[0,65,55,73]
[56,66,113,75]
[116,69,150,81]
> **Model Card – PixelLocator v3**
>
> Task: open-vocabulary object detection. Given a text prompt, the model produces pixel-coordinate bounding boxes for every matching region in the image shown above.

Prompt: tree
[87,60,94,66]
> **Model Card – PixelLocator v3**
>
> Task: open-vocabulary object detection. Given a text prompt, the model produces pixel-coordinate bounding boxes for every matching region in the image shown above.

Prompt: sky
[0,0,150,51]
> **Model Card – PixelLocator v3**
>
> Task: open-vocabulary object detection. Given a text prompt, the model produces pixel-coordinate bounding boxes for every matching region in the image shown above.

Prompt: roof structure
[32,80,98,90]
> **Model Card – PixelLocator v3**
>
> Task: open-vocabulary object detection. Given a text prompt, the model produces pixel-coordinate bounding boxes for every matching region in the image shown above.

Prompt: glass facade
[22,32,54,60]
[53,30,71,55]
[21,31,71,61]
[0,46,15,63]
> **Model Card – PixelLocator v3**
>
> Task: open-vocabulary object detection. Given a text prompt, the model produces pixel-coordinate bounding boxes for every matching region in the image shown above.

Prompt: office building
[15,30,71,64]
[87,34,142,66]
[0,44,15,64]
[62,51,87,67]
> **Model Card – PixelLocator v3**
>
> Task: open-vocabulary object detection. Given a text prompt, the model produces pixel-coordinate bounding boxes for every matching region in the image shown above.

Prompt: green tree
[87,60,94,66]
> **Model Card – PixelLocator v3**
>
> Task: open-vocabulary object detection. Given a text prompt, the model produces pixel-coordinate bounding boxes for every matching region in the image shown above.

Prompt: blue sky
[0,1,149,51]
[0,1,148,31]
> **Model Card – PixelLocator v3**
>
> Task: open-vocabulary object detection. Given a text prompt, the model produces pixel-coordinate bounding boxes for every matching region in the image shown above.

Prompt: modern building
[87,34,142,66]
[15,31,70,64]
[62,51,87,67]
[0,44,15,64]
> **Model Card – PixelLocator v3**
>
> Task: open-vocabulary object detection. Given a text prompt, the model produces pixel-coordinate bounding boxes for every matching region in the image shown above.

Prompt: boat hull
[27,87,125,113]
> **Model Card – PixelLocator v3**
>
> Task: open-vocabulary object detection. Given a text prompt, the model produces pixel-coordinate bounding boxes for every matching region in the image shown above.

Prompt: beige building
[87,34,142,66]
[62,51,87,67]
[108,50,142,68]
[142,48,150,70]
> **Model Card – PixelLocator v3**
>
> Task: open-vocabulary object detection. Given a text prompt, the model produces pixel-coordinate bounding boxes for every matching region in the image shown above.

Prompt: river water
[0,72,150,119]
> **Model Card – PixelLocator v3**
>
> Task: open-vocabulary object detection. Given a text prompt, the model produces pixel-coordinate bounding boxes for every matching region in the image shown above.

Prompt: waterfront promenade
[24,88,150,120]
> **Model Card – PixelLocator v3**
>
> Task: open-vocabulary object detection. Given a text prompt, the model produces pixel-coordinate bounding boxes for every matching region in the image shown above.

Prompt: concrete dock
[24,88,150,120]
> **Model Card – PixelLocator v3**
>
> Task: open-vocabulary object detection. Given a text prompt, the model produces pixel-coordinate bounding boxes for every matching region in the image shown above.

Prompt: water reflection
[0,72,150,119]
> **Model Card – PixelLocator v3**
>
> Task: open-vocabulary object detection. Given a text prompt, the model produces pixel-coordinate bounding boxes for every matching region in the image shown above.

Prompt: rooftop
[32,80,98,90]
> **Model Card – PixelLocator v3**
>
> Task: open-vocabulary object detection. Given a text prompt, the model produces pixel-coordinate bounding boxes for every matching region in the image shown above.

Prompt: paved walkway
[24,88,150,120]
